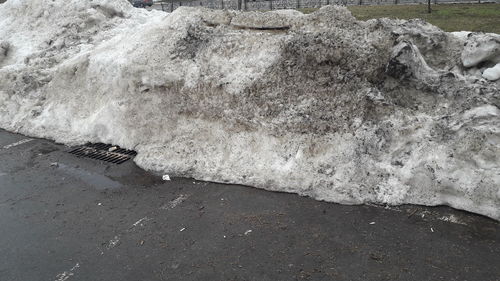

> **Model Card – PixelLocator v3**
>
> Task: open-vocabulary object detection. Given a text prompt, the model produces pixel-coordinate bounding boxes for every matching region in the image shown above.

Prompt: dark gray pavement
[0,128,498,281]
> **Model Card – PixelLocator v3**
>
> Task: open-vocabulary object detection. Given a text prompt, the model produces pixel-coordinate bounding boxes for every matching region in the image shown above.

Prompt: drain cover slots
[68,143,137,164]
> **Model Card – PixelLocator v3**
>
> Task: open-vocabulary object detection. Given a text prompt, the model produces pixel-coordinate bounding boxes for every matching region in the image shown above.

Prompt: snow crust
[0,0,499,220]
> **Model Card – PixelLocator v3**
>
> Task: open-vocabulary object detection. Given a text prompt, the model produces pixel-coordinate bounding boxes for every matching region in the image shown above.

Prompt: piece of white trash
[244,230,252,235]
[180,227,186,232]
[162,175,171,181]
[369,222,376,225]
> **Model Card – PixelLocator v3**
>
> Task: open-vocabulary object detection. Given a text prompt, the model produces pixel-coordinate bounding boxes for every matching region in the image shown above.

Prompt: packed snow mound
[0,0,499,220]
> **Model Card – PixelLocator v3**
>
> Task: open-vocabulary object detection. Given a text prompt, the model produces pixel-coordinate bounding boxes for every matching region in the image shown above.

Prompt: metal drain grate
[68,143,137,164]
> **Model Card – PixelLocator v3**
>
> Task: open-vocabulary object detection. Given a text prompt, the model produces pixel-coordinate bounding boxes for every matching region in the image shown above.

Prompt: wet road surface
[0,129,498,281]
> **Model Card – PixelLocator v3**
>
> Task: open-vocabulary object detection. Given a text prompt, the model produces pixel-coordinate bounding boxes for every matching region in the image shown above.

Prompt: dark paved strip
[0,129,498,281]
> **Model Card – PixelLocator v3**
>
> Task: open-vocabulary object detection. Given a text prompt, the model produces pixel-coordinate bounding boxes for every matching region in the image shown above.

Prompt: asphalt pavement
[0,128,498,281]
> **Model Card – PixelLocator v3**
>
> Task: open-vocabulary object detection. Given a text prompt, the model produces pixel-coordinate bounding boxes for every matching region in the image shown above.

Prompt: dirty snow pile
[0,0,499,220]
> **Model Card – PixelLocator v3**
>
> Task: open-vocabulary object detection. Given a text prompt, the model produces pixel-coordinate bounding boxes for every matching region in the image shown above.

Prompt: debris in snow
[369,222,376,225]
[180,227,186,232]
[162,175,171,181]
[0,1,499,221]
[244,230,252,235]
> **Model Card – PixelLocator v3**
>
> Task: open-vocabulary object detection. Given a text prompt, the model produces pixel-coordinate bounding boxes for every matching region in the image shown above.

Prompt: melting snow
[0,0,499,220]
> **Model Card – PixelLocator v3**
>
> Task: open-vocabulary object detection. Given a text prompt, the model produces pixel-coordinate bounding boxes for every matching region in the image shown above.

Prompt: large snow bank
[1,0,499,220]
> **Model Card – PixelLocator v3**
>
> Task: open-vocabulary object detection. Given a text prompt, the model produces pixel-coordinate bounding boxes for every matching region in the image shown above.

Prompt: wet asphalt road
[0,129,499,281]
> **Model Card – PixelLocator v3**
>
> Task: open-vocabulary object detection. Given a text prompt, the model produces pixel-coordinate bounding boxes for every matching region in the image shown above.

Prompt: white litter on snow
[0,0,499,220]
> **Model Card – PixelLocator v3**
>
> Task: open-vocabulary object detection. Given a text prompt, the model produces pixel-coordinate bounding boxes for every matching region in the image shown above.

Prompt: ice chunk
[450,31,471,41]
[483,63,500,81]
[462,33,500,68]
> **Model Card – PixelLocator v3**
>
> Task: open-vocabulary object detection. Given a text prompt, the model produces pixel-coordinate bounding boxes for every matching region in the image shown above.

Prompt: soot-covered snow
[0,0,499,220]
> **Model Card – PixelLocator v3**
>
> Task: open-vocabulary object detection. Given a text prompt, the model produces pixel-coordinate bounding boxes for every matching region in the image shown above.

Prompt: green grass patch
[301,3,500,33]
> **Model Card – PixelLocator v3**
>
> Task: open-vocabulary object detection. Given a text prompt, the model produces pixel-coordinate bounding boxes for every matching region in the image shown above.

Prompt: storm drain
[68,143,137,164]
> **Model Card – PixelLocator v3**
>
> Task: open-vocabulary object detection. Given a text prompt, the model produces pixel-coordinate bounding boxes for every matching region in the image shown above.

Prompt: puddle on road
[57,163,122,190]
